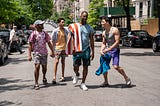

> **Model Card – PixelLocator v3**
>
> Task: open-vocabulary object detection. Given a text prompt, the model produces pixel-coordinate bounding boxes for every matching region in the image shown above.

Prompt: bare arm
[48,41,54,57]
[100,31,107,55]
[28,42,32,61]
[90,32,94,60]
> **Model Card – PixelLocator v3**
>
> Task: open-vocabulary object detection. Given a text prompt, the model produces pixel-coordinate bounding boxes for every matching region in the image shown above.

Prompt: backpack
[31,31,48,51]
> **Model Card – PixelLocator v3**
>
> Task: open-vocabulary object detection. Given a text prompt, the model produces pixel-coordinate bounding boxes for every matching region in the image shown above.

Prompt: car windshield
[157,32,160,36]
[0,31,10,36]
[134,31,148,37]
[95,31,102,34]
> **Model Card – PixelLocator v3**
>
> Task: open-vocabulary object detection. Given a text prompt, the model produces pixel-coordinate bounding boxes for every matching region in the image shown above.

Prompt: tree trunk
[122,0,131,31]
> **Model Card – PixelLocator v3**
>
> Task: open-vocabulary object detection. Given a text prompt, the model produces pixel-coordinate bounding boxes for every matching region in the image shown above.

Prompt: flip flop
[34,84,40,90]
[43,78,48,85]
[52,80,56,84]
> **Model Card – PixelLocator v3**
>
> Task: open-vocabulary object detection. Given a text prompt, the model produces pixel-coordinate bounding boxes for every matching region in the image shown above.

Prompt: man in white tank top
[99,16,131,87]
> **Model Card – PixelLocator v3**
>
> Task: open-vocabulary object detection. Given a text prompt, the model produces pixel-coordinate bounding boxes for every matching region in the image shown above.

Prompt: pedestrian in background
[68,11,94,91]
[9,26,25,54]
[99,16,131,87]
[28,20,54,90]
[51,18,69,84]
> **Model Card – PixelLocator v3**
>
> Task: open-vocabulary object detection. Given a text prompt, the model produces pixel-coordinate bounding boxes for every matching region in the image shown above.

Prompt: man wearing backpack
[28,20,54,90]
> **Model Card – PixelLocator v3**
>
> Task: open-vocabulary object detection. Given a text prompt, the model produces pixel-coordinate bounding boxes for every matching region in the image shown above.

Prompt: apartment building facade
[132,0,153,20]
[54,0,90,22]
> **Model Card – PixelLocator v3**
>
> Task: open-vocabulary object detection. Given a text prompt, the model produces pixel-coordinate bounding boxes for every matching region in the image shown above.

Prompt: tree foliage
[0,0,21,24]
[0,0,53,27]
[50,7,73,25]
[88,0,104,29]
[25,0,53,20]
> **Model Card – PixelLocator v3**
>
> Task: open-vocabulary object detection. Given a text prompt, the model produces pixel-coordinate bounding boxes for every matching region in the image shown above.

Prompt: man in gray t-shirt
[69,11,94,91]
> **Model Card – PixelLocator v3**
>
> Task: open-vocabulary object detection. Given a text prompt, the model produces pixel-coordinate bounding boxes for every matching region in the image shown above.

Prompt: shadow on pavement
[63,76,73,82]
[0,78,33,93]
[0,78,20,85]
[87,85,100,89]
[40,83,67,89]
[88,84,136,89]
[1,57,28,66]
[8,57,28,64]
[120,52,160,56]
[108,84,136,88]
[0,100,15,106]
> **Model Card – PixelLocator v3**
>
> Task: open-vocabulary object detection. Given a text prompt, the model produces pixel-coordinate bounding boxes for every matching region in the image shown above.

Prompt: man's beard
[81,19,87,24]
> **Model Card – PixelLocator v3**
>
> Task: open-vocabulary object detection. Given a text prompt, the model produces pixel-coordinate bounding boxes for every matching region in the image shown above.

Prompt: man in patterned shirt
[28,20,54,90]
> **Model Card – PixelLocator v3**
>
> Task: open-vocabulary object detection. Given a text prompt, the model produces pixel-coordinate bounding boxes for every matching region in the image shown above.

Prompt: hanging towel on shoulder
[66,23,82,55]
[95,53,111,76]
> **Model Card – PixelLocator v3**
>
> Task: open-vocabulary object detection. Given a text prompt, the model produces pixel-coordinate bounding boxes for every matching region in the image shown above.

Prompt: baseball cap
[33,20,45,26]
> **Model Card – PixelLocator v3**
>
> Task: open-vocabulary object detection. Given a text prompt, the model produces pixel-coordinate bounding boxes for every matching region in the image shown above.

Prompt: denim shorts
[108,48,120,66]
[33,53,48,65]
[73,47,91,66]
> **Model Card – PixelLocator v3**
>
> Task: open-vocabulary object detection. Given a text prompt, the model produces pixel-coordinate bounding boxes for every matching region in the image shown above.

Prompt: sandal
[52,79,56,84]
[34,84,40,90]
[59,77,65,82]
[43,78,48,85]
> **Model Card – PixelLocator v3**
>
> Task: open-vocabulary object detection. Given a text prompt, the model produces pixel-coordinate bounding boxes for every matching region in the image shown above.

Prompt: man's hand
[103,48,111,53]
[100,50,105,55]
[90,52,94,60]
[50,51,55,57]
[28,55,32,61]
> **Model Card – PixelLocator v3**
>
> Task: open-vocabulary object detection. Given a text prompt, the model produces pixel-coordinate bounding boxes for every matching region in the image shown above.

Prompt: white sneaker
[80,83,88,91]
[126,78,131,86]
[73,76,78,84]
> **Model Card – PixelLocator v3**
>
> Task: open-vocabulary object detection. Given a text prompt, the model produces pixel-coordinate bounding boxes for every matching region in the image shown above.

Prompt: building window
[139,2,143,17]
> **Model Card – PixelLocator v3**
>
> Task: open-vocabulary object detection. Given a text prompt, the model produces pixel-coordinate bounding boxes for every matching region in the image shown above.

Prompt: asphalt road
[0,42,160,106]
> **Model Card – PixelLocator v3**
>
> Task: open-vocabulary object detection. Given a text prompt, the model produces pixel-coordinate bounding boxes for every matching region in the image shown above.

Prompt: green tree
[88,0,104,29]
[0,0,20,24]
[26,0,53,20]
[50,7,73,25]
[0,0,34,27]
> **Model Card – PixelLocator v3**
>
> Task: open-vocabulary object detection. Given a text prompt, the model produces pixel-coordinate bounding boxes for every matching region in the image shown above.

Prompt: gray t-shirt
[80,24,94,51]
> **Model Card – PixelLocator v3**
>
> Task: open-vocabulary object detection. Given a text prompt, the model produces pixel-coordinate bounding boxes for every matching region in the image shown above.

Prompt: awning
[99,7,135,17]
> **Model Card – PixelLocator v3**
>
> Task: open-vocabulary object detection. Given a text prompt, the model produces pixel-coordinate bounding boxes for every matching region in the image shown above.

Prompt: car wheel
[129,40,134,47]
[0,55,5,65]
[152,41,159,52]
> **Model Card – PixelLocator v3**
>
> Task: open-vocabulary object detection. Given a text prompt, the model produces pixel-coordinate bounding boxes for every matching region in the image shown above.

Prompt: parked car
[23,29,33,40]
[152,31,160,52]
[121,30,153,47]
[16,30,28,45]
[118,27,128,44]
[0,29,9,65]
[94,30,103,41]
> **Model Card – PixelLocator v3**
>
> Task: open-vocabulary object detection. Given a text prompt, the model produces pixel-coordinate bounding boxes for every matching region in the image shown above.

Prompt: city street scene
[0,0,160,106]
[0,43,160,106]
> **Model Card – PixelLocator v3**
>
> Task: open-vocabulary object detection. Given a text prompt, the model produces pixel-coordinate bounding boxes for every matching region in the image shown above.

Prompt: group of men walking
[28,11,131,91]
